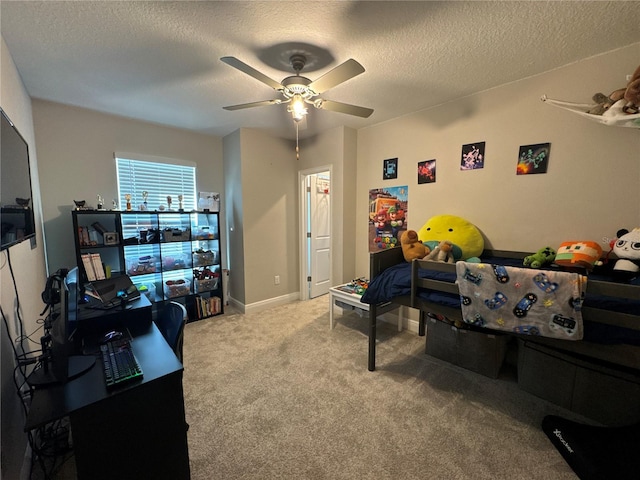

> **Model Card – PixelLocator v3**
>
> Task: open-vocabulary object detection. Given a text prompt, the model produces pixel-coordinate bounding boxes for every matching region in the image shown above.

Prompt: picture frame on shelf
[198,192,220,212]
[104,232,119,245]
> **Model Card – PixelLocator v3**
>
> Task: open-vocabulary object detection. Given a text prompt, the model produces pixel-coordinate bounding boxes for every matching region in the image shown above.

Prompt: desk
[329,284,403,331]
[25,321,190,480]
[75,294,153,333]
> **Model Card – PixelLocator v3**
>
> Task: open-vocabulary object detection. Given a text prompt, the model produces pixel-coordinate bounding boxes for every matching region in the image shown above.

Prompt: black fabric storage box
[518,340,640,426]
[425,317,509,378]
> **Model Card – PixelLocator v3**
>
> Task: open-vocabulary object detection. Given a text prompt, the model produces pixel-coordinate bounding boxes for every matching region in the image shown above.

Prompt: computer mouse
[100,330,124,344]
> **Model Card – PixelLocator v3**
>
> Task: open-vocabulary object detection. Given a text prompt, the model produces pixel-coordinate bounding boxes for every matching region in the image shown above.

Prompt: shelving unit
[72,209,223,321]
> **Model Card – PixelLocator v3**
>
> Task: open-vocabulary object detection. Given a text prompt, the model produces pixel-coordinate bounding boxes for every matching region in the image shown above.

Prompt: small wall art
[383,157,398,180]
[517,143,550,175]
[417,159,436,184]
[460,142,485,170]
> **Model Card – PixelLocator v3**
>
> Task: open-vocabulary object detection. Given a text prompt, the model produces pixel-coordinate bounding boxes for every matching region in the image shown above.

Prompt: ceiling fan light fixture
[288,94,308,122]
[220,54,373,125]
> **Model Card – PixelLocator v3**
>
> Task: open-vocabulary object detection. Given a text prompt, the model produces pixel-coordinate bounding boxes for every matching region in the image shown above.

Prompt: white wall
[356,43,640,277]
[239,128,299,307]
[224,125,358,310]
[223,129,245,304]
[1,36,48,480]
[299,126,359,284]
[31,100,224,274]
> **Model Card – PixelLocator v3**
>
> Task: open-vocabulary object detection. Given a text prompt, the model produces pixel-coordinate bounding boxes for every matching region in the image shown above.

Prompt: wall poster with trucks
[368,186,408,252]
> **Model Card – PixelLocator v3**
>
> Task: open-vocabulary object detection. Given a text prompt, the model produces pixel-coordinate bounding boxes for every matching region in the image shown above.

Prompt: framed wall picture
[460,142,485,170]
[418,159,436,184]
[516,143,550,175]
[383,158,398,180]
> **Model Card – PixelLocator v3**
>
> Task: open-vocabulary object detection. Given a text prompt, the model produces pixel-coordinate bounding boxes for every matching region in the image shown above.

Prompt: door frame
[298,165,332,301]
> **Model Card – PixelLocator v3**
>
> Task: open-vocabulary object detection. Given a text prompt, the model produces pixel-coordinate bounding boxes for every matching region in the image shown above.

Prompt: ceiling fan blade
[223,99,282,111]
[315,99,374,118]
[308,59,365,94]
[220,56,283,91]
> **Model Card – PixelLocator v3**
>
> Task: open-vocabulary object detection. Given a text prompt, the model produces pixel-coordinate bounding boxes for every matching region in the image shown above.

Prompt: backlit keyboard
[100,338,143,389]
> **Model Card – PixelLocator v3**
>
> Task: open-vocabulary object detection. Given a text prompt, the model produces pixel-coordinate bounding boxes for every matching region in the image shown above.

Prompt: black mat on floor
[542,415,640,480]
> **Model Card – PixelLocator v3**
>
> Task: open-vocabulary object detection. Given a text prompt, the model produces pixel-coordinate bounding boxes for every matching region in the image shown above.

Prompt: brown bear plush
[400,230,429,262]
[588,64,640,115]
[622,64,640,114]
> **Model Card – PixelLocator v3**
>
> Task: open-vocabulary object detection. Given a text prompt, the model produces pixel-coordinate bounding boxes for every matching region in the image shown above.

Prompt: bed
[362,247,640,373]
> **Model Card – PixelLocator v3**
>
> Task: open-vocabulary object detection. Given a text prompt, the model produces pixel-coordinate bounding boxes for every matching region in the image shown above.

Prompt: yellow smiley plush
[417,214,484,261]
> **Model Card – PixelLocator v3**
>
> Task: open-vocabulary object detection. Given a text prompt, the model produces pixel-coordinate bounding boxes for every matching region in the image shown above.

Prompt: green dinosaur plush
[523,246,557,268]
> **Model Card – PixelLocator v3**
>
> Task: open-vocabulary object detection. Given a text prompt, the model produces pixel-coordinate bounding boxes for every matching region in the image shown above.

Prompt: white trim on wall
[113,151,196,167]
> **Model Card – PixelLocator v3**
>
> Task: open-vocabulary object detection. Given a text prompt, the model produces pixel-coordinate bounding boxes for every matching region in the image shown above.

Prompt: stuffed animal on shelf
[554,240,603,271]
[523,246,557,268]
[417,214,484,262]
[400,229,429,262]
[424,240,455,263]
[612,228,640,278]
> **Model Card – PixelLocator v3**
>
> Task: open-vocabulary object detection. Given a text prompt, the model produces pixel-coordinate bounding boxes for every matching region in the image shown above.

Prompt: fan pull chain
[296,121,300,160]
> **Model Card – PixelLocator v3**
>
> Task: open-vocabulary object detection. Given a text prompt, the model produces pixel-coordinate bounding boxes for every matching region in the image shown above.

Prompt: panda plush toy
[612,228,640,278]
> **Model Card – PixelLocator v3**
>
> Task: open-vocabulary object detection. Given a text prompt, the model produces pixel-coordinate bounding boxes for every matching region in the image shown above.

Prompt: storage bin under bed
[517,340,640,426]
[425,315,510,379]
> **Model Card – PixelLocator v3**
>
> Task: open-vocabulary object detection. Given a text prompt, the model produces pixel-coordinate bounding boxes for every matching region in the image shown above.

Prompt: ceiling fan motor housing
[289,54,307,73]
[281,75,315,99]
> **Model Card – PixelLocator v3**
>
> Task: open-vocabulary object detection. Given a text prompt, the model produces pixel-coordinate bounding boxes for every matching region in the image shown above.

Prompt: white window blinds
[115,154,197,211]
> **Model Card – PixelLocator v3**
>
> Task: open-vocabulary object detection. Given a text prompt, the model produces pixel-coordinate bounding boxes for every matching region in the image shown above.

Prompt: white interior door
[309,173,331,298]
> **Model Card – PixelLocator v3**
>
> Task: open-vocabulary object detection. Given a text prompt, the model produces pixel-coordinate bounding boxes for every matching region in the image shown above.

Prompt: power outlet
[274,275,280,285]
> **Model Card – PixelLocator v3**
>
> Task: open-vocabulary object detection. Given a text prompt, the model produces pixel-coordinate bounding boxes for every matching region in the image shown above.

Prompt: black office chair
[155,301,188,362]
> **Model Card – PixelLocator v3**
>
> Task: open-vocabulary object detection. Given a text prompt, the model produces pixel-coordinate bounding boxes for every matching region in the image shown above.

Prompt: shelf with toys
[72,209,223,320]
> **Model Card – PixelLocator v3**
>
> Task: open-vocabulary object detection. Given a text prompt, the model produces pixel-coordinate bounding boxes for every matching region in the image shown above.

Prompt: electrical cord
[5,249,29,359]
[1,249,74,479]
[2,307,46,479]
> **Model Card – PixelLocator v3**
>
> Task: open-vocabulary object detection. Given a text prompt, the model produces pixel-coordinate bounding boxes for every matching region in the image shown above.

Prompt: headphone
[41,268,69,306]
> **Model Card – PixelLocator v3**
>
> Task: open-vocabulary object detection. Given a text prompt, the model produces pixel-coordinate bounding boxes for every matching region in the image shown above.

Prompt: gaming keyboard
[100,338,143,389]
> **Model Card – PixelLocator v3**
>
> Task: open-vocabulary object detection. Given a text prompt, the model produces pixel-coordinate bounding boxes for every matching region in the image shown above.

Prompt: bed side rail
[587,279,640,300]
[409,250,640,329]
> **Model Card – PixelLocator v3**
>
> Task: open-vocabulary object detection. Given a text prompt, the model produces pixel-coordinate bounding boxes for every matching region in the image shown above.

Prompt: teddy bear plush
[523,246,557,268]
[622,64,640,114]
[587,64,640,116]
[424,240,455,263]
[400,229,429,262]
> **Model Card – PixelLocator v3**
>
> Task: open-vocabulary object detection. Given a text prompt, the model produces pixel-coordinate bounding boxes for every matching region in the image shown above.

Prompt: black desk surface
[25,320,182,431]
[75,293,151,322]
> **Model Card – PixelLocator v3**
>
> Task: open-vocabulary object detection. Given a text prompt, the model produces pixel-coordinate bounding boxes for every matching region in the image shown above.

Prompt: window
[115,153,197,211]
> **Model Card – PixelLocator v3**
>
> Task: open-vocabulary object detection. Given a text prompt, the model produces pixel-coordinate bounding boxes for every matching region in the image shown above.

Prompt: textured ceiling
[1,1,639,140]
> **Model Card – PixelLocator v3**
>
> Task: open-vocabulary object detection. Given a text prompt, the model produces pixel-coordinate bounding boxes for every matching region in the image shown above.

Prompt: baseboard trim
[229,295,423,335]
[230,292,301,315]
[379,311,421,334]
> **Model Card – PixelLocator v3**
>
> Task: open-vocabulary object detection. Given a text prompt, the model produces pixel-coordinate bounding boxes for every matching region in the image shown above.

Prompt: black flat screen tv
[1,107,36,250]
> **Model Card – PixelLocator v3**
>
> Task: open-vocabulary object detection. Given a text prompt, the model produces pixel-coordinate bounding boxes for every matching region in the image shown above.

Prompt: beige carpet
[182,295,581,479]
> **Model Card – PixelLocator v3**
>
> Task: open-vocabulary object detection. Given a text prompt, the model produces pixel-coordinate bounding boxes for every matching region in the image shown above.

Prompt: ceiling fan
[220,54,374,122]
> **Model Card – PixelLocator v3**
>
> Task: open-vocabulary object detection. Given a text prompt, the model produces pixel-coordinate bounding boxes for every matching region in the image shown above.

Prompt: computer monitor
[28,268,95,387]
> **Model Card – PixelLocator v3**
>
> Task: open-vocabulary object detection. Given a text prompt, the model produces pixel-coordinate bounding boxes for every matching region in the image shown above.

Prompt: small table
[329,284,403,331]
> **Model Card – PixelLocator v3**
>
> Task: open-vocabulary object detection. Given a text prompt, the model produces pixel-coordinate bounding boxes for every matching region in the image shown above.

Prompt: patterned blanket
[455,262,587,340]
